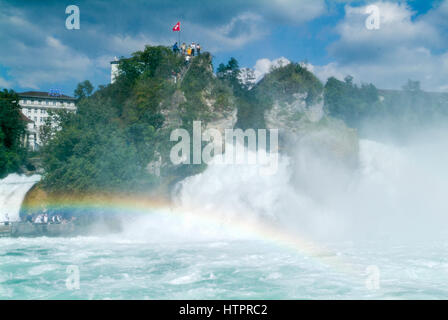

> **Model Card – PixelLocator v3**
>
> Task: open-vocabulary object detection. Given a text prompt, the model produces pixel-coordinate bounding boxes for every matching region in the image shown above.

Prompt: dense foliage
[74,80,94,100]
[32,45,448,194]
[380,80,448,125]
[40,46,235,194]
[324,76,379,127]
[256,63,323,106]
[324,76,448,136]
[41,46,181,193]
[235,62,323,130]
[0,89,27,178]
[217,57,266,130]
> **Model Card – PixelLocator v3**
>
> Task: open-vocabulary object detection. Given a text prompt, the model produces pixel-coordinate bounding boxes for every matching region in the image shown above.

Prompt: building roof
[18,91,76,101]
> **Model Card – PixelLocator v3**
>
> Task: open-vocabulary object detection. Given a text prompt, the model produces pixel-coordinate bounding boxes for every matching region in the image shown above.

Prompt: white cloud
[253,57,291,82]
[311,62,344,83]
[424,0,448,28]
[109,34,161,55]
[0,77,12,88]
[261,0,327,24]
[0,0,330,90]
[313,1,448,91]
[5,0,448,93]
[333,2,441,52]
[238,57,291,89]
[199,0,327,51]
[0,3,94,90]
[189,13,268,52]
[5,35,92,89]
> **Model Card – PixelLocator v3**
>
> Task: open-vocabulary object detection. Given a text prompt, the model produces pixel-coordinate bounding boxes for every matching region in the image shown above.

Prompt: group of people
[172,42,201,58]
[32,213,64,224]
[1,211,71,227]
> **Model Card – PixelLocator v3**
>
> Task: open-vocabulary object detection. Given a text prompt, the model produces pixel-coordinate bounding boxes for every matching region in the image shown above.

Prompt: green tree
[74,80,94,100]
[217,57,240,84]
[0,89,27,177]
[324,76,379,127]
[255,63,323,106]
[40,45,193,194]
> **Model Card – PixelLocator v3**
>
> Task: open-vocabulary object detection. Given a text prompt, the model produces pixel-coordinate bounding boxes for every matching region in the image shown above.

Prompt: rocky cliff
[254,62,359,169]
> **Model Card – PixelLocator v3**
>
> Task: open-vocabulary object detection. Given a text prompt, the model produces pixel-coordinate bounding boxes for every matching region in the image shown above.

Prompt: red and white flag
[172,22,180,32]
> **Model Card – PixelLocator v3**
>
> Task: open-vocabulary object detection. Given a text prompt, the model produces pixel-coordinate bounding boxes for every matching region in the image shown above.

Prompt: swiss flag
[172,22,180,32]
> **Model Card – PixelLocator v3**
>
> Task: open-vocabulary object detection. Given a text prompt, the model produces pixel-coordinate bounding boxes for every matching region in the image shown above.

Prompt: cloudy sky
[1,0,447,95]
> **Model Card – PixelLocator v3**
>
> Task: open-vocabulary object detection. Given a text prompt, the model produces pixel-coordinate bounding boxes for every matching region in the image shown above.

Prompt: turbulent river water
[1,135,448,299]
[3,236,448,299]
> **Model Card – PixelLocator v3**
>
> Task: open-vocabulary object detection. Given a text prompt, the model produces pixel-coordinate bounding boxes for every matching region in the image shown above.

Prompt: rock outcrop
[257,64,359,169]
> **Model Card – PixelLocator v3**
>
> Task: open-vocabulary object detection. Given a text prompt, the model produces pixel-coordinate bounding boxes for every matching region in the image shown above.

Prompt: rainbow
[21,194,364,278]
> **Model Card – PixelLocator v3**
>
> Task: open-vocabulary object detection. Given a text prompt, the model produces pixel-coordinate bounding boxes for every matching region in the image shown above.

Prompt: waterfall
[174,133,448,241]
[0,174,41,222]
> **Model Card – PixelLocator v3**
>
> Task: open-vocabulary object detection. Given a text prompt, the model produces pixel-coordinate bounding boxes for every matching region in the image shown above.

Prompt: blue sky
[1,0,447,95]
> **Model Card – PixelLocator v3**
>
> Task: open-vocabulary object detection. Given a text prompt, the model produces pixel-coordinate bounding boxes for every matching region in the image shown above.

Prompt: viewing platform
[0,222,77,238]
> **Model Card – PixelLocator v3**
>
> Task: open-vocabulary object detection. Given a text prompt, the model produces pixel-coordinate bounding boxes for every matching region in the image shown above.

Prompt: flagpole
[173,22,181,48]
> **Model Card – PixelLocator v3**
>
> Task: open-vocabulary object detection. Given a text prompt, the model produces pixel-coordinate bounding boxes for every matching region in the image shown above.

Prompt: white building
[18,91,76,150]
[111,57,119,84]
